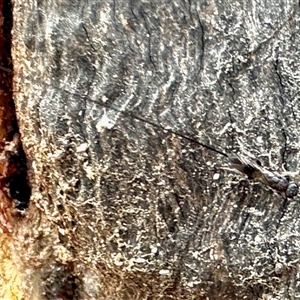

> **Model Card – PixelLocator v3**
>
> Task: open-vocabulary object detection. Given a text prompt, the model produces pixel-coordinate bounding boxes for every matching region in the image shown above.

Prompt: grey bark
[12,0,300,299]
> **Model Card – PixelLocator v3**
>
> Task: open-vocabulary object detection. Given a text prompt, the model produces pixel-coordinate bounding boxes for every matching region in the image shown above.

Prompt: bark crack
[0,0,31,231]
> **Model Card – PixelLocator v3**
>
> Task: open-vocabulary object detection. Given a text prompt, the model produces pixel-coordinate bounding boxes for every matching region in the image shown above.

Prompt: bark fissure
[0,0,31,218]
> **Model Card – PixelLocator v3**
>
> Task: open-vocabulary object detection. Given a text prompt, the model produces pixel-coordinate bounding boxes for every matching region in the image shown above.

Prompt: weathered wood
[12,0,300,299]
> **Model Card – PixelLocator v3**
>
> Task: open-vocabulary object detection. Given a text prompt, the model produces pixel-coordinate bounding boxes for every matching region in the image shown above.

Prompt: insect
[47,84,299,199]
[92,98,299,199]
[229,155,298,198]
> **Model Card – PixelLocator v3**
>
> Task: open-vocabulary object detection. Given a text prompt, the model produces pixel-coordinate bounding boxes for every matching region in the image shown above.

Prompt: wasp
[229,155,298,198]
[70,92,299,199]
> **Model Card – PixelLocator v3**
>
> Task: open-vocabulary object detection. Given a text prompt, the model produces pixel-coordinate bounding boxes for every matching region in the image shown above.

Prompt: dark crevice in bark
[0,0,31,211]
[43,263,83,300]
[139,8,157,70]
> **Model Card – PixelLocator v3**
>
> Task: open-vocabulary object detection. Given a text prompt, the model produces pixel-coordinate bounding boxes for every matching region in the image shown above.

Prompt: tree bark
[12,0,300,299]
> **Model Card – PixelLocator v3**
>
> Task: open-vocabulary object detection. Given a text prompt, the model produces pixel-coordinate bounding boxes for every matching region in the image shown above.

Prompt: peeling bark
[11,0,300,299]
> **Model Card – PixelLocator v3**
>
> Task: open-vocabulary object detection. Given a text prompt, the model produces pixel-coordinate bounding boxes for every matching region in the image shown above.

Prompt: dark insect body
[229,155,298,198]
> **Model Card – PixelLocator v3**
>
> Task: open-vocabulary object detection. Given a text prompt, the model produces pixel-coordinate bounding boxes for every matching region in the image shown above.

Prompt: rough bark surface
[12,0,300,299]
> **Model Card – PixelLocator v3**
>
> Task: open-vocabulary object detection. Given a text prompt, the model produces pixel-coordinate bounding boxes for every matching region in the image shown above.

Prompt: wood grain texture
[12,0,300,299]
